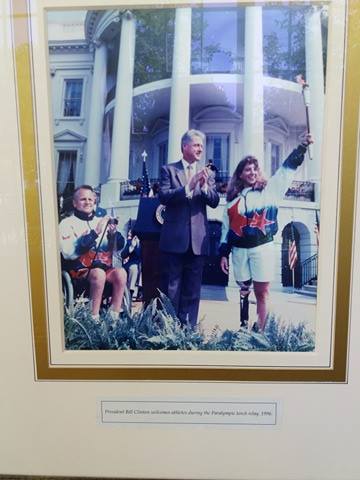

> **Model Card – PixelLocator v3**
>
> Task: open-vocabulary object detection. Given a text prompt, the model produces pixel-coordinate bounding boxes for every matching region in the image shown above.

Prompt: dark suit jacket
[159,160,220,255]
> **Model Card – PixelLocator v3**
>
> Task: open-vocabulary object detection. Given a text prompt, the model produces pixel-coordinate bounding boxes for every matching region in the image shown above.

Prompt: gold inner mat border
[11,0,360,381]
[0,476,125,480]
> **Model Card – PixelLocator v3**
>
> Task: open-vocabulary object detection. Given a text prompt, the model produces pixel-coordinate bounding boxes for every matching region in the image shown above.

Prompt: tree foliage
[133,8,225,87]
[134,9,175,87]
[133,6,328,86]
[263,5,328,82]
[263,7,306,81]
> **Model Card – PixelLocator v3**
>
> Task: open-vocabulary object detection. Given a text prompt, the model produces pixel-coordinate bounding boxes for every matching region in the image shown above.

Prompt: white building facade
[49,5,326,289]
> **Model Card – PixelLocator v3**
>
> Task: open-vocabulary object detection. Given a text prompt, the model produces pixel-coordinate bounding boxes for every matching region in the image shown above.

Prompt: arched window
[281,221,316,290]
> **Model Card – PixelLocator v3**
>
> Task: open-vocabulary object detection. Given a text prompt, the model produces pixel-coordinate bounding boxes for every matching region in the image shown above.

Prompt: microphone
[95,207,107,217]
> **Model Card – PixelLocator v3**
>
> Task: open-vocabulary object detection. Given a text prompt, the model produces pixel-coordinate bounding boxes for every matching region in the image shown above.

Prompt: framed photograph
[11,0,359,381]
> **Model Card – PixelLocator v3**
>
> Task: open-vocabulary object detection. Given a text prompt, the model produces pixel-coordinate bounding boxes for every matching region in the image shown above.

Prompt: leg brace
[238,279,252,327]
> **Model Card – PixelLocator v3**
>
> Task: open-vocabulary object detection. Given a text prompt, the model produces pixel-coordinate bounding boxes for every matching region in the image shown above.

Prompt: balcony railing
[285,180,315,202]
[119,176,315,202]
[120,178,160,200]
[300,253,318,287]
[119,175,231,200]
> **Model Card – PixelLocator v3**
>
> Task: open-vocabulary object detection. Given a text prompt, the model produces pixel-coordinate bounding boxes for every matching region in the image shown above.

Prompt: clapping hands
[95,215,110,235]
[188,167,210,191]
[95,215,118,236]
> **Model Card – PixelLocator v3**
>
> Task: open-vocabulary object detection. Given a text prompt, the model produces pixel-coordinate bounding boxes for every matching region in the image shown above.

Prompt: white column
[232,122,242,172]
[305,6,324,181]
[264,141,272,177]
[243,6,264,164]
[167,8,192,162]
[102,10,136,206]
[84,42,107,187]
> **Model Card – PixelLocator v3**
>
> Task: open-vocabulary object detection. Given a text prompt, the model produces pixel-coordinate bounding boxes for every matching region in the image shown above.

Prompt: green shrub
[64,293,315,352]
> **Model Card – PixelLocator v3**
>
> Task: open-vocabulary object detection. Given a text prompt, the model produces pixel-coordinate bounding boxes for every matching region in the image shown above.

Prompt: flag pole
[140,149,151,197]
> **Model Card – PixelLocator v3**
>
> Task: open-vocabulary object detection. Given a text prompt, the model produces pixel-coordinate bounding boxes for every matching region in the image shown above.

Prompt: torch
[296,74,313,161]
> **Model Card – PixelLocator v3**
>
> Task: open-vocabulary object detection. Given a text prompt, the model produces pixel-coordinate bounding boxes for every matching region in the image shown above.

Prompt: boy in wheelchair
[59,185,127,322]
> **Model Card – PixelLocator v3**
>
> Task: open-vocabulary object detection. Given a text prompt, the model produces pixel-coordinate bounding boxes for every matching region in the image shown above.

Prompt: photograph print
[50,3,329,353]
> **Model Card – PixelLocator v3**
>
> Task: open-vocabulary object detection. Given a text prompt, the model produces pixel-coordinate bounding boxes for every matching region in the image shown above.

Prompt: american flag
[315,210,320,246]
[288,239,298,270]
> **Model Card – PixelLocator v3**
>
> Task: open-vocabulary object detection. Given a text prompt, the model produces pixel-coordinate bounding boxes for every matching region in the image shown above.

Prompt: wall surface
[1,1,360,479]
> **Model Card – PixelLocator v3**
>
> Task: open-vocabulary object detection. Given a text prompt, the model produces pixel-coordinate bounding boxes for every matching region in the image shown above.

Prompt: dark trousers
[160,249,204,328]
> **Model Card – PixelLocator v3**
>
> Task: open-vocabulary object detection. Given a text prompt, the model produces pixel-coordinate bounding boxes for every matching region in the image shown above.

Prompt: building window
[63,79,83,117]
[57,150,77,198]
[206,133,230,177]
[270,143,281,175]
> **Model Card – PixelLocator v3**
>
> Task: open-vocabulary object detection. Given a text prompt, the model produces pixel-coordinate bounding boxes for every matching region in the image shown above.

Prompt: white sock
[109,310,119,321]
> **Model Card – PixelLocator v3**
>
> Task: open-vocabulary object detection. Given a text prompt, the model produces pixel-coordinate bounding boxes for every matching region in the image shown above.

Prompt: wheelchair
[61,268,132,316]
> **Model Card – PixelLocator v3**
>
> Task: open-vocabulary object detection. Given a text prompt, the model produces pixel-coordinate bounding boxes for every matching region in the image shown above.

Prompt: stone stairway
[298,280,317,298]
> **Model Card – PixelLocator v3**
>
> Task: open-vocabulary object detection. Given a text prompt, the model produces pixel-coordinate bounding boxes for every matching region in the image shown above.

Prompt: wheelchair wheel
[62,270,131,316]
[62,270,74,315]
[122,286,132,313]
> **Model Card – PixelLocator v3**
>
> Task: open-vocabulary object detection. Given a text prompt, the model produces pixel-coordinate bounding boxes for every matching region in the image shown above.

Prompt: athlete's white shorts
[231,241,275,283]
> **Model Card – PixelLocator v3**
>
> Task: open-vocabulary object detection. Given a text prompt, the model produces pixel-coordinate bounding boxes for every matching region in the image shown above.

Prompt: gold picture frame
[11,0,360,381]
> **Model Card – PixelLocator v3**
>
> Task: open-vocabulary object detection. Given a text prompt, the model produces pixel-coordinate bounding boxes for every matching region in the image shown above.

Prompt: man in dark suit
[159,129,220,328]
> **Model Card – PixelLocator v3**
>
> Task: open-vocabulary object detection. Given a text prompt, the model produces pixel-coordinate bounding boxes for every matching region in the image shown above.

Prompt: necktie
[186,164,193,183]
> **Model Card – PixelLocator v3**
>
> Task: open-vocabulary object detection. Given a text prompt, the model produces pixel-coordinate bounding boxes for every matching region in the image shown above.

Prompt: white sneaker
[91,314,101,325]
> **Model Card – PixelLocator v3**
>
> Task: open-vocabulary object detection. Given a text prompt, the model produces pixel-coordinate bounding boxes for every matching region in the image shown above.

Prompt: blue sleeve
[115,232,125,251]
[283,144,307,170]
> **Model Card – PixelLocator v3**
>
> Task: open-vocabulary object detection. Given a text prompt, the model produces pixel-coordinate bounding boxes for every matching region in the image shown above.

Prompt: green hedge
[64,292,315,352]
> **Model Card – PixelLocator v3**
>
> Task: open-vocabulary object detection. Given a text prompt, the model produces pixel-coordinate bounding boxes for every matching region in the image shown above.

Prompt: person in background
[149,182,160,197]
[206,159,219,176]
[121,230,142,301]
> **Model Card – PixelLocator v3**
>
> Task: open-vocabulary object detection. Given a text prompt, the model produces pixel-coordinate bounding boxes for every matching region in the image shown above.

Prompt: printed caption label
[100,400,277,426]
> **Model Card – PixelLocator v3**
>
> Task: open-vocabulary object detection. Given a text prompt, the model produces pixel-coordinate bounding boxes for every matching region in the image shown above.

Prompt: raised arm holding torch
[296,74,313,161]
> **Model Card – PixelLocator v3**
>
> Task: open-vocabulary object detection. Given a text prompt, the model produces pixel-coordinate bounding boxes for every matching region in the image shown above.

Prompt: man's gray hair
[181,129,205,152]
[73,184,95,199]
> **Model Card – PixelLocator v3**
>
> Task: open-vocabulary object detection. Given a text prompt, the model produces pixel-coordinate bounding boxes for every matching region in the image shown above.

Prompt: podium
[133,197,164,304]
